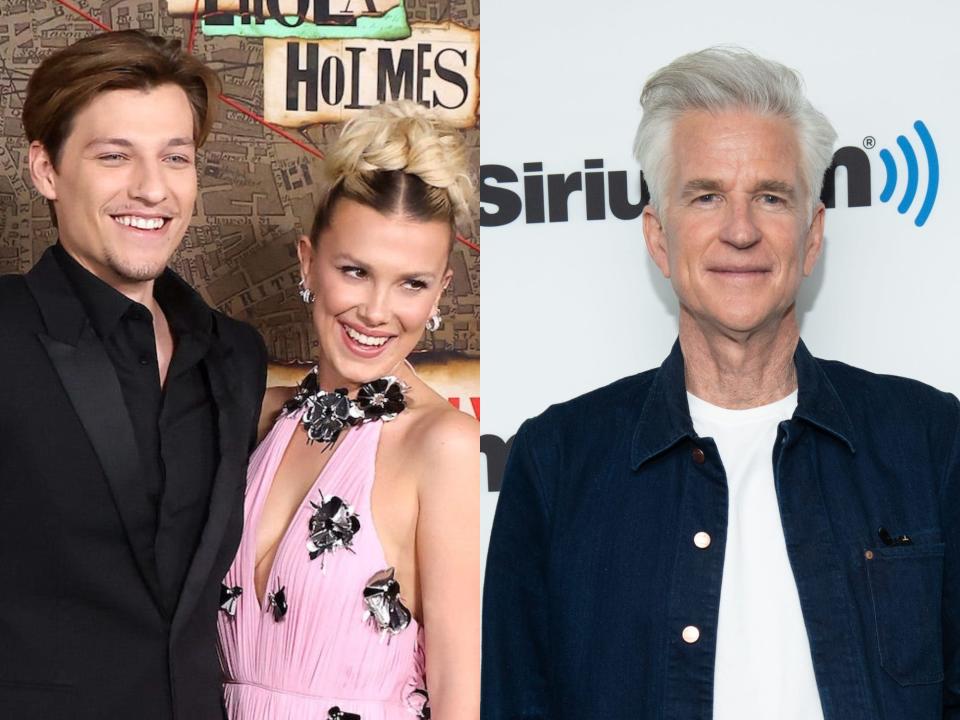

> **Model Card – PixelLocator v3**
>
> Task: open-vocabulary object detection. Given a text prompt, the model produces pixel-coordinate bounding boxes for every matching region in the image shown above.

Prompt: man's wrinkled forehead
[667,109,806,194]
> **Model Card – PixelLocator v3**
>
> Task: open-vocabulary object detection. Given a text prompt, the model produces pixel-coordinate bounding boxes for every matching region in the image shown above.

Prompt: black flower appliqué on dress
[362,567,412,640]
[282,369,409,449]
[307,492,361,564]
[355,377,407,421]
[219,583,242,616]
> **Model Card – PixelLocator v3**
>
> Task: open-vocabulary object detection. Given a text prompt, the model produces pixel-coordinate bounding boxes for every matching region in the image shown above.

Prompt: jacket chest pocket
[865,543,945,686]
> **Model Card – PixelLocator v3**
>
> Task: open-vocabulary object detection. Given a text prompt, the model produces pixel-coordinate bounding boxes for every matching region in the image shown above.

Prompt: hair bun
[322,100,474,237]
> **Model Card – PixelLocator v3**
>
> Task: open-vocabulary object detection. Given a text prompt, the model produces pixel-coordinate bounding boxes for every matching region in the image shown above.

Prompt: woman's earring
[425,310,442,332]
[298,279,315,304]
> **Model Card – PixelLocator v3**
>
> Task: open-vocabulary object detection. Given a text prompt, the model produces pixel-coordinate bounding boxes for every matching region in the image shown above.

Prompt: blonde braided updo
[309,100,474,248]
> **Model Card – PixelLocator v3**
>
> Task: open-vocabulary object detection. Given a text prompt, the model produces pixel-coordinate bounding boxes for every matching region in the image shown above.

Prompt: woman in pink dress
[217,101,479,719]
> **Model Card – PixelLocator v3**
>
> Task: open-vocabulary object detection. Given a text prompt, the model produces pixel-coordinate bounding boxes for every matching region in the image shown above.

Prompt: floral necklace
[281,367,409,448]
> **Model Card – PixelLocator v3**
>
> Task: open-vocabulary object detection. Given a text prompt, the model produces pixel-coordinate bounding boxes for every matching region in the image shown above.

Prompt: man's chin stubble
[107,256,170,284]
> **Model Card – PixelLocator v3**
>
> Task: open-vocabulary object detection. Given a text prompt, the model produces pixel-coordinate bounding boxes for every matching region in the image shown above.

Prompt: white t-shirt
[687,391,824,720]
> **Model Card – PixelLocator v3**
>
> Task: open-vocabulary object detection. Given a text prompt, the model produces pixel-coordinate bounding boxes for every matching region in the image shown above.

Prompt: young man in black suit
[0,30,267,718]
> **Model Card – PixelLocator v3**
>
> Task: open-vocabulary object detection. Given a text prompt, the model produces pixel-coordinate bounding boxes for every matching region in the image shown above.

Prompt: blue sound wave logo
[878,120,939,227]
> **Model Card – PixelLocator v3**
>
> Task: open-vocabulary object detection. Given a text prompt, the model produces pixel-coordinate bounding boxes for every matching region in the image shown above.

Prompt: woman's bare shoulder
[256,385,297,443]
[402,400,479,482]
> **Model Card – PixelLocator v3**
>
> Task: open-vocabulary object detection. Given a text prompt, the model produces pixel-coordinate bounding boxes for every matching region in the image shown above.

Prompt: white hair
[633,46,837,211]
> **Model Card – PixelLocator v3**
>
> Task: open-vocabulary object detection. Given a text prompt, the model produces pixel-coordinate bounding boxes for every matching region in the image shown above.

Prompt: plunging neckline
[248,408,365,611]
[216,403,431,717]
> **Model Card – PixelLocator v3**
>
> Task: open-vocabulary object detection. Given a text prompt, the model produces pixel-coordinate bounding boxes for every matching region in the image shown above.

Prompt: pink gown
[217,408,428,719]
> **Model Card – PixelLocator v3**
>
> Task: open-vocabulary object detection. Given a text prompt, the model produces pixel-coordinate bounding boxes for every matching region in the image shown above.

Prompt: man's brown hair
[22,30,221,168]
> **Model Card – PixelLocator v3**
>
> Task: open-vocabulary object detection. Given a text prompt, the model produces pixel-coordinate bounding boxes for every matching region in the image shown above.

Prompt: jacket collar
[28,245,214,348]
[631,337,856,470]
[792,339,857,454]
[25,245,88,346]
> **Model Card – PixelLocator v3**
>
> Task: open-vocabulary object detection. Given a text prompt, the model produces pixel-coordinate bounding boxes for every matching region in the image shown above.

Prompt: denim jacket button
[691,447,706,464]
[693,532,711,549]
[682,625,700,644]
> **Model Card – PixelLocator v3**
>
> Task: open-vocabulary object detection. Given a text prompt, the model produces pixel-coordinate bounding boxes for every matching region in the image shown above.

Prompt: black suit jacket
[0,248,267,719]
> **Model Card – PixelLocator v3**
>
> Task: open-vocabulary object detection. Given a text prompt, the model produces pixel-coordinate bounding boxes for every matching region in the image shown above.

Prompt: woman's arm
[415,409,481,719]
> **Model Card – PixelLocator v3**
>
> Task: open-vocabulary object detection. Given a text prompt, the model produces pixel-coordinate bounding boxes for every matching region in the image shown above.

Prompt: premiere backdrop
[481,1,960,570]
[0,0,479,411]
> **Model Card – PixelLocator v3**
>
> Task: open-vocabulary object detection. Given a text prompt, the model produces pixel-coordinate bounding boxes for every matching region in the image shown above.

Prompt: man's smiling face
[643,109,824,337]
[30,83,198,288]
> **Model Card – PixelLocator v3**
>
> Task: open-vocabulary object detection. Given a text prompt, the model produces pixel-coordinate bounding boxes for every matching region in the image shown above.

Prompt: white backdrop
[480,1,960,572]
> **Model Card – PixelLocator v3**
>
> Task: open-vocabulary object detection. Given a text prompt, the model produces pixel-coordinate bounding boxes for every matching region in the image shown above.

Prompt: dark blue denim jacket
[482,340,960,720]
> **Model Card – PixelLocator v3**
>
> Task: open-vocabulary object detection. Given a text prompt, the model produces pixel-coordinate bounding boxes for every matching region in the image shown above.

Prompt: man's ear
[28,142,59,201]
[802,202,826,277]
[642,204,672,278]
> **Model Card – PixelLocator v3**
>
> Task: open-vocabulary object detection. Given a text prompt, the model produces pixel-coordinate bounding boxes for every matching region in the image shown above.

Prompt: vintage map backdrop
[0,0,479,411]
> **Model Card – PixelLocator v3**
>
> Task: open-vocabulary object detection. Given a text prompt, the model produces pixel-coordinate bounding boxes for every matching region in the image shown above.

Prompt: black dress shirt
[53,243,218,611]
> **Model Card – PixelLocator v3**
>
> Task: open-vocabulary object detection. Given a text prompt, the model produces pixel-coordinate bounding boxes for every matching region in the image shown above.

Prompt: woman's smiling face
[298,198,452,390]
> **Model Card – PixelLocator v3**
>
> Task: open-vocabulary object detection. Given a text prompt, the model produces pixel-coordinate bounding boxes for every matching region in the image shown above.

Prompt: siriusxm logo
[877,120,939,227]
[480,119,940,229]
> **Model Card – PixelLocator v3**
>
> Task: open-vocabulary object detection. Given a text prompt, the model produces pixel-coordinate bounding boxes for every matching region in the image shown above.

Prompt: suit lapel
[27,248,254,633]
[25,249,164,611]
[171,333,244,638]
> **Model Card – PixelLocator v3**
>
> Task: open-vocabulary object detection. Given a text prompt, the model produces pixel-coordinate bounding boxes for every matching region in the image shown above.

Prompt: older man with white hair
[482,47,960,720]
